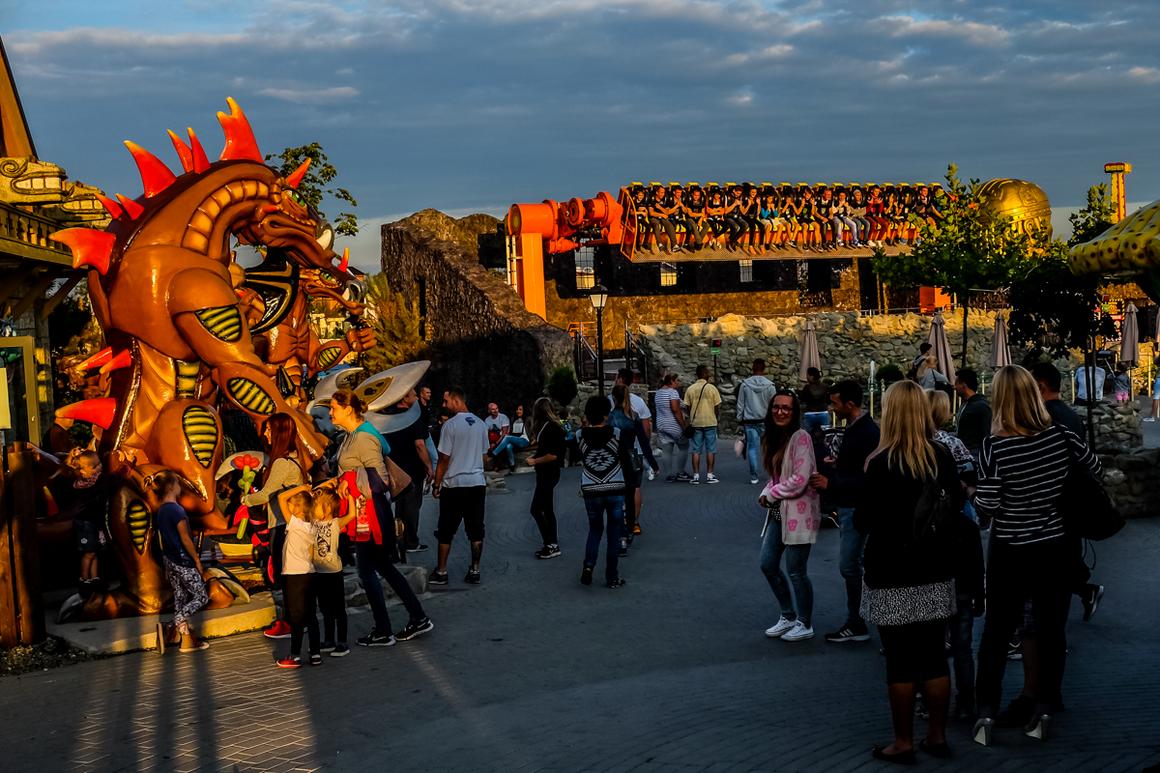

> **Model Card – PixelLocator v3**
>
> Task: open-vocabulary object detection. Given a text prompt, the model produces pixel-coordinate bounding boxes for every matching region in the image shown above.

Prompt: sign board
[0,366,10,430]
[710,338,722,355]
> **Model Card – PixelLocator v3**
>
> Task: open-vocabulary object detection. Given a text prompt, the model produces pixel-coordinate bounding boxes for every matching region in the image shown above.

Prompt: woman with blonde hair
[856,380,963,763]
[972,365,1099,746]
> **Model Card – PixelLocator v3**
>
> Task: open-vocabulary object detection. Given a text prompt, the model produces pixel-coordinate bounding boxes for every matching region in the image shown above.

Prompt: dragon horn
[285,158,311,189]
[187,127,211,173]
[77,347,114,371]
[167,130,195,173]
[56,398,117,430]
[216,97,262,163]
[124,140,177,198]
[338,247,350,272]
[115,194,145,220]
[96,194,123,219]
[51,228,116,275]
[99,349,133,374]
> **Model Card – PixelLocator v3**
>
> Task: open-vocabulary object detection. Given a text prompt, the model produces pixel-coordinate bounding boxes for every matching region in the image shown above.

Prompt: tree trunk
[961,300,969,370]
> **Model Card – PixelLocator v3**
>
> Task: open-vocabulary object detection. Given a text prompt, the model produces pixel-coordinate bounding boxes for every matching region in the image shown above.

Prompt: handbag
[1059,461,1123,541]
[385,457,413,499]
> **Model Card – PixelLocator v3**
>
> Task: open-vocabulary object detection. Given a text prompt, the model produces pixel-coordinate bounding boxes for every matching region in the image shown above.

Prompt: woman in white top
[491,404,531,473]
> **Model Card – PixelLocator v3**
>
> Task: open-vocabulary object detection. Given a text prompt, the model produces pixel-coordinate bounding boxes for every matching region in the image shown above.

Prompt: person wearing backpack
[855,380,964,764]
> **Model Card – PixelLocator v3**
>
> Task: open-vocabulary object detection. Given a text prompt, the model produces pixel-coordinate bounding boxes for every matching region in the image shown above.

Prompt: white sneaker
[750,477,759,485]
[647,468,656,481]
[1145,417,1157,423]
[782,621,815,642]
[706,473,720,484]
[691,474,700,485]
[764,616,796,638]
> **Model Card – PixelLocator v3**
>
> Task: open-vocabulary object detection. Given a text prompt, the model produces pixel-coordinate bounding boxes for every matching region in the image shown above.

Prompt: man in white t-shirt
[610,368,653,545]
[483,403,510,457]
[432,387,489,586]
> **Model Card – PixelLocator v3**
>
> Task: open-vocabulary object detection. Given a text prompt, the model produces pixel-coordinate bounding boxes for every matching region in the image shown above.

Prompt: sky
[4,1,1160,272]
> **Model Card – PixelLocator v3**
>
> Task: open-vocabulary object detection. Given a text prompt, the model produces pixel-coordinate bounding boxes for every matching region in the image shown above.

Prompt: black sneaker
[464,569,481,584]
[309,653,323,666]
[914,692,929,720]
[429,570,449,586]
[1007,637,1023,661]
[580,566,593,586]
[607,578,627,589]
[319,641,336,653]
[1081,583,1105,622]
[356,630,396,647]
[395,616,435,641]
[330,644,351,658]
[824,625,870,643]
[674,472,693,482]
[406,544,430,553]
[535,544,562,560]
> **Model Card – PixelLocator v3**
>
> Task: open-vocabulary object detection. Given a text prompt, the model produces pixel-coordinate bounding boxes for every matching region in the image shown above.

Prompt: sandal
[871,745,916,765]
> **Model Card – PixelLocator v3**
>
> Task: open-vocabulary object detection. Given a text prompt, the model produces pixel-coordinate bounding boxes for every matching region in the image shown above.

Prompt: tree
[1007,240,1111,357]
[872,163,1034,367]
[361,273,423,373]
[1067,184,1115,247]
[265,143,359,236]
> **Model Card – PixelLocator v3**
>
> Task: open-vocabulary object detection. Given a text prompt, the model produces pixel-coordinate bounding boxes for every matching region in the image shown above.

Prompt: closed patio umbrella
[927,310,957,386]
[1121,302,1139,367]
[990,313,1012,370]
[798,318,822,382]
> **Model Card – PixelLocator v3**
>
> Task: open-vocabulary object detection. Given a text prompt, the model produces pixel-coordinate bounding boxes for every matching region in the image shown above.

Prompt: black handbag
[1059,461,1124,542]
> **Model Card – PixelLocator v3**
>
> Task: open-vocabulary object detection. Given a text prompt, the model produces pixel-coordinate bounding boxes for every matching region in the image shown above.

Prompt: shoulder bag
[1059,453,1123,542]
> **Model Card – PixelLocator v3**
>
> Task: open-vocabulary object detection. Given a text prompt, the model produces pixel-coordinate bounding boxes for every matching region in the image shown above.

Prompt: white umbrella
[927,310,957,385]
[990,313,1012,370]
[798,318,822,382]
[1120,302,1139,367]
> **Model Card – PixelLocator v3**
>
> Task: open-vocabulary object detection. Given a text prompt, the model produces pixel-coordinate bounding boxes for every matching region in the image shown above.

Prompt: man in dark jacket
[809,380,880,643]
[1030,362,1084,437]
[954,368,991,461]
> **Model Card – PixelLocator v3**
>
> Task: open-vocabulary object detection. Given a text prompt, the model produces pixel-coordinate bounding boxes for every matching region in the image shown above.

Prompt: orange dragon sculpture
[51,98,353,619]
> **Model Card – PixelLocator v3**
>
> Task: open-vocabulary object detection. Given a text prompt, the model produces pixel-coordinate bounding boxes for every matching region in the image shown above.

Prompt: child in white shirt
[274,487,320,668]
[311,488,356,657]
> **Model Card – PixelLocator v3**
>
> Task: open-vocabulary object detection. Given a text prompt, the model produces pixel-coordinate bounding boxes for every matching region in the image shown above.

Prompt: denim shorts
[690,427,718,454]
[1153,378,1160,401]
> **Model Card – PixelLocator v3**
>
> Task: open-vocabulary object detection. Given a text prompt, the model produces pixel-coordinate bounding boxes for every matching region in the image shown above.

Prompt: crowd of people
[39,348,1117,758]
[628,181,945,256]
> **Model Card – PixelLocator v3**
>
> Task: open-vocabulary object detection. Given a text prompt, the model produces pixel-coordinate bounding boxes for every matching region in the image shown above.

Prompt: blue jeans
[491,435,530,468]
[743,423,764,478]
[759,521,813,626]
[583,495,623,584]
[838,506,867,627]
[951,600,976,707]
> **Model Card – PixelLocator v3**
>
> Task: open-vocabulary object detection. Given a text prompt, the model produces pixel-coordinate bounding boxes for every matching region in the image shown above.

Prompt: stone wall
[1077,402,1160,519]
[380,212,572,414]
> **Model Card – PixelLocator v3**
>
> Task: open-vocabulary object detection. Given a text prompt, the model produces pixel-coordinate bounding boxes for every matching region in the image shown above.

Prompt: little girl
[154,470,209,653]
[275,486,320,668]
[311,488,356,657]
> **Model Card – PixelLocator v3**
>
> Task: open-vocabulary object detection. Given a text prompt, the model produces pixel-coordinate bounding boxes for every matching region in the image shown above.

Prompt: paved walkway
[3,452,1159,772]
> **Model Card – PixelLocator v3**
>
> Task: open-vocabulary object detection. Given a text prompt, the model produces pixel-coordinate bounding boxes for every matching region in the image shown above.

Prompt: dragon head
[236,177,342,277]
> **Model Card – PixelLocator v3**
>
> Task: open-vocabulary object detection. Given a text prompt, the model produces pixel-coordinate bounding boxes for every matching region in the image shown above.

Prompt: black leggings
[315,571,348,645]
[269,524,286,616]
[283,573,319,657]
[878,618,950,684]
[530,466,560,545]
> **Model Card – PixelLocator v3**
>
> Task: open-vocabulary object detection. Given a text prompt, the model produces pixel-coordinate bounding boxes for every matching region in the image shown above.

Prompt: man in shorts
[684,364,721,484]
[432,387,489,585]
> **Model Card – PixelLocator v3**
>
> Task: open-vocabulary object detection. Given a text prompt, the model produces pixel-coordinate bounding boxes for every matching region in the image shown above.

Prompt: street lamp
[590,284,609,395]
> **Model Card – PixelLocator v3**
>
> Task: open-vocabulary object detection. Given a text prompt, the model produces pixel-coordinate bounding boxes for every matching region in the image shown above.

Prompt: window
[660,262,678,287]
[575,247,595,290]
[739,259,754,283]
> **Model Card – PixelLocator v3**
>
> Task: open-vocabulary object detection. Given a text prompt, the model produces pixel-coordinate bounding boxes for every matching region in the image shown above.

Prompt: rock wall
[1076,402,1160,519]
[380,212,572,414]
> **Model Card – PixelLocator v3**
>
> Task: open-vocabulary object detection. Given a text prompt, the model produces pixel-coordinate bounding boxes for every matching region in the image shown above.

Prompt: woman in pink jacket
[758,391,821,642]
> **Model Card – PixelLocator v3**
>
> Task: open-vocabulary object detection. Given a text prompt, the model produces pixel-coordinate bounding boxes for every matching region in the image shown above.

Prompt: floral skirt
[860,579,956,626]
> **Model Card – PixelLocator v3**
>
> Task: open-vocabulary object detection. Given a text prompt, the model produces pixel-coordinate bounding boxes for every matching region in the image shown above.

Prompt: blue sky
[4,1,1159,271]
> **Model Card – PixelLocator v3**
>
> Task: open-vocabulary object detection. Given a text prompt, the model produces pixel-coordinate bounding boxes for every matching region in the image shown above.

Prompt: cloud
[257,86,361,103]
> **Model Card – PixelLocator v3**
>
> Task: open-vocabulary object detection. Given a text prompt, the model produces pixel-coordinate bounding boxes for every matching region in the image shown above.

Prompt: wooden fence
[0,443,44,647]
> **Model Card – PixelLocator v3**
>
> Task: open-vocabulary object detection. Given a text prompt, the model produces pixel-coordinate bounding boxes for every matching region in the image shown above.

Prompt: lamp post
[590,284,609,395]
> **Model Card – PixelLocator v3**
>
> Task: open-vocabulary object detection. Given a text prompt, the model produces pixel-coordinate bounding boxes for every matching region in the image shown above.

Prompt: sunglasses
[771,405,793,413]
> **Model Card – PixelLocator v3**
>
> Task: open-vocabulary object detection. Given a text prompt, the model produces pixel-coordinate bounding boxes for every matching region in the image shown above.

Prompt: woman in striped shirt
[972,365,1100,746]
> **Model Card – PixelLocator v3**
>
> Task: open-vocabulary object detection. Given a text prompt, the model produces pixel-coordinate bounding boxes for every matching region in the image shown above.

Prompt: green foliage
[265,143,359,237]
[547,366,579,406]
[1068,184,1115,247]
[1007,241,1103,355]
[362,273,423,373]
[872,163,1033,296]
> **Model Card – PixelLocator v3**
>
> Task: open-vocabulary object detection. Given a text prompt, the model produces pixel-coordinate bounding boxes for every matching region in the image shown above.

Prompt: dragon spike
[99,349,133,375]
[56,398,117,430]
[123,140,177,198]
[338,247,350,272]
[115,194,145,220]
[167,129,195,173]
[96,194,124,219]
[285,158,311,189]
[216,97,262,163]
[77,347,114,371]
[187,127,211,173]
[51,228,117,275]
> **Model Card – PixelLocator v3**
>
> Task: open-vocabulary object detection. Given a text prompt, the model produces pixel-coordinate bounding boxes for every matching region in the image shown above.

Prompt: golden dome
[978,178,1052,239]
